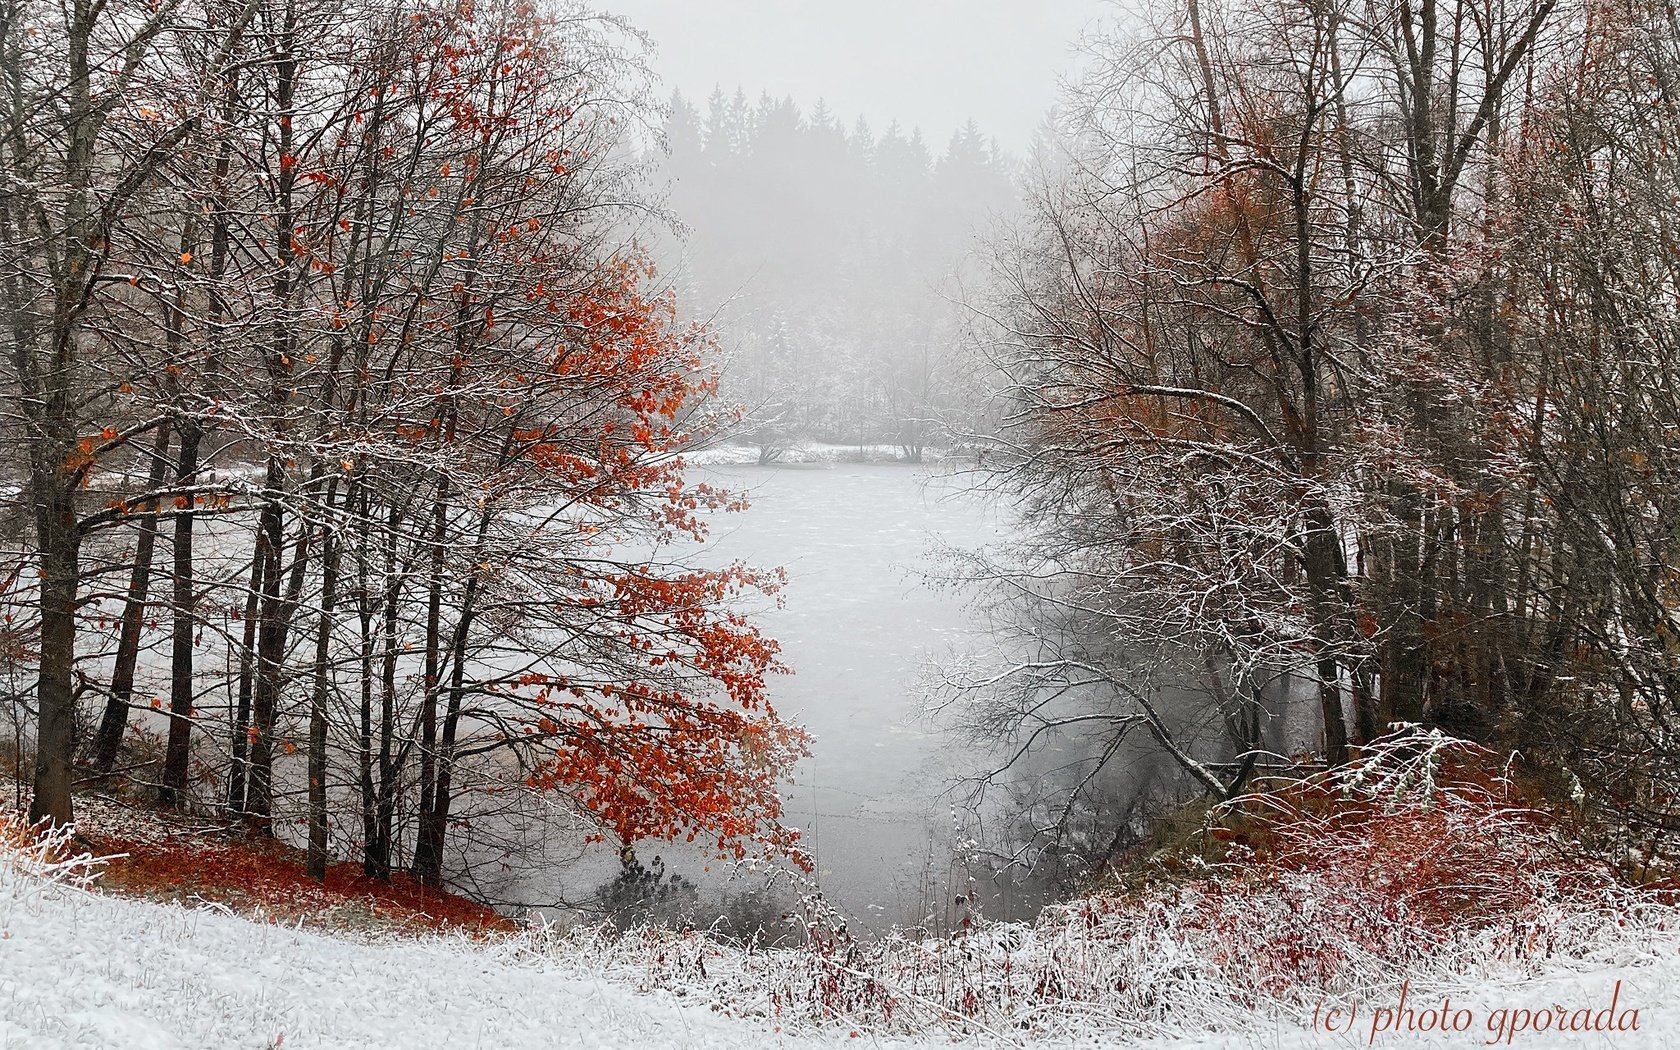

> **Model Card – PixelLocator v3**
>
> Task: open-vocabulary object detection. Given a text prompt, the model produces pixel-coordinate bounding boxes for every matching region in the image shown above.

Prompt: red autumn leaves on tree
[448,250,813,866]
[1,0,810,883]
[333,7,814,874]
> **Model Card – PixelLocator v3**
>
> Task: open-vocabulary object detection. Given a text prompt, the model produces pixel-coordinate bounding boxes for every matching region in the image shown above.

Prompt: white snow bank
[1152,950,1680,1049]
[0,852,853,1050]
[683,442,962,466]
[2,843,1677,1049]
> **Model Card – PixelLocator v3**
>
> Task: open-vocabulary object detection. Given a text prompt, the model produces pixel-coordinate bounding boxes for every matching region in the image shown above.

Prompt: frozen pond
[691,463,1005,924]
[493,461,1008,931]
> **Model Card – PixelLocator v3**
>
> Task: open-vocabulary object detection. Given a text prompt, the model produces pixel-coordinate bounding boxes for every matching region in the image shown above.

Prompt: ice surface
[503,462,1008,928]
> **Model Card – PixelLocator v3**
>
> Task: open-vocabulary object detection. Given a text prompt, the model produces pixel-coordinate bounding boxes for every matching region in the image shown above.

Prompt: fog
[609,0,1106,157]
[611,4,1101,927]
[527,0,1314,932]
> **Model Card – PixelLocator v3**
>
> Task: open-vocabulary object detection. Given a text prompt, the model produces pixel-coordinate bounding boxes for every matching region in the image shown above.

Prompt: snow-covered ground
[0,855,847,1050]
[4,843,1678,1050]
[684,442,967,467]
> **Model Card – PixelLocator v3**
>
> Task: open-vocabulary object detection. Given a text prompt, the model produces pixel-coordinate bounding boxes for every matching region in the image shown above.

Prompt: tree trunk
[91,426,172,774]
[29,479,80,827]
[227,532,267,815]
[414,478,448,874]
[413,509,491,888]
[307,486,339,880]
[372,508,404,877]
[248,497,312,831]
[356,498,380,876]
[160,424,201,804]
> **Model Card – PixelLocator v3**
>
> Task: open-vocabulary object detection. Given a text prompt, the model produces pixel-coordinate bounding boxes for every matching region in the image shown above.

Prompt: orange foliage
[473,252,810,863]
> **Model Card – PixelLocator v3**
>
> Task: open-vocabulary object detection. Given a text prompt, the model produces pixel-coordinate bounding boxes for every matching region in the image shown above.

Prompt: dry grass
[535,730,1678,1042]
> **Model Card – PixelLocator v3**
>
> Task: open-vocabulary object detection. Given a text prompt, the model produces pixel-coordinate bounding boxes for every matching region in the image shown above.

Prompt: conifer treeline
[655,90,1016,459]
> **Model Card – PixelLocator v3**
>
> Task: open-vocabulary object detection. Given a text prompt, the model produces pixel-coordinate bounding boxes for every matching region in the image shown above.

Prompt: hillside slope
[3,844,1678,1049]
[1,862,828,1050]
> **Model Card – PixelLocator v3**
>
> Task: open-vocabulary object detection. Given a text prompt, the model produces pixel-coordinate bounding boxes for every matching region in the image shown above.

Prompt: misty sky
[608,0,1111,156]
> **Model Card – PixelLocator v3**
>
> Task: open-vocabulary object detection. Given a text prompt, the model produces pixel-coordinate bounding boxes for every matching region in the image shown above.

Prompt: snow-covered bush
[0,810,105,930]
[0,811,101,887]
[527,729,1677,1041]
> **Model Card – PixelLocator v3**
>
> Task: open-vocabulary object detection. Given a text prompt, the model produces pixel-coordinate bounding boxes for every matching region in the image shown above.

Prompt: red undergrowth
[1142,730,1636,998]
[81,829,516,936]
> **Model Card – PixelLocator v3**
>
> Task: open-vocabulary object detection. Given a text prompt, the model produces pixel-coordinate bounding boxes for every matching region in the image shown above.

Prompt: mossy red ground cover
[83,829,516,935]
[0,778,515,936]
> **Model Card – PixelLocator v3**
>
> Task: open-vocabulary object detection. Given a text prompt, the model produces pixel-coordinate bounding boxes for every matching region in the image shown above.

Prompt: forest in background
[651,90,1016,461]
[3,0,1680,975]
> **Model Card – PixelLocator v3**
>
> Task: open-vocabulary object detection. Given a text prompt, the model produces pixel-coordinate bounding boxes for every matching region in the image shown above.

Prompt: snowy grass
[525,882,1680,1046]
[0,818,851,1049]
[516,732,1680,1046]
[5,735,1680,1049]
[0,810,106,934]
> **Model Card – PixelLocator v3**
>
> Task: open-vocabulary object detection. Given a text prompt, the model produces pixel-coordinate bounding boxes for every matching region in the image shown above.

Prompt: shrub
[532,728,1676,1041]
